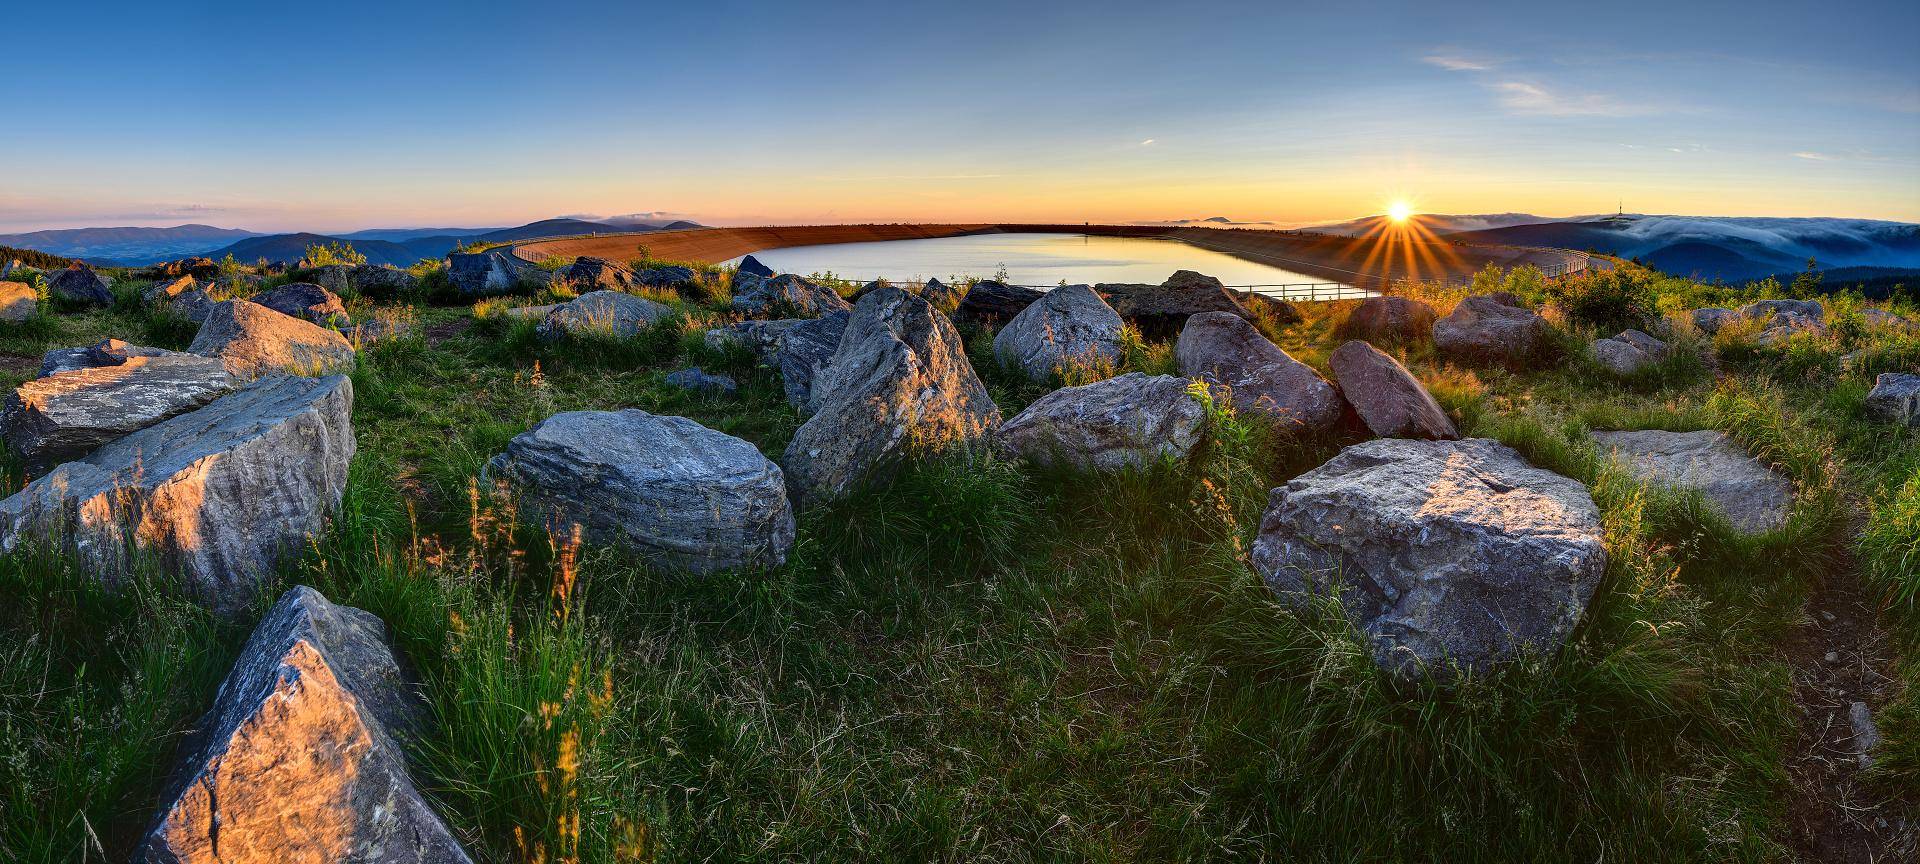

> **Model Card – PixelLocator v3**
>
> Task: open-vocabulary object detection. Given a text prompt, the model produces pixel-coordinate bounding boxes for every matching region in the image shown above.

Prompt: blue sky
[2,0,1915,232]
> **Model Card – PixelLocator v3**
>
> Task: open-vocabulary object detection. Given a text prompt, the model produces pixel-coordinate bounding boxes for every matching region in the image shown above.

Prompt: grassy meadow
[0,257,1914,862]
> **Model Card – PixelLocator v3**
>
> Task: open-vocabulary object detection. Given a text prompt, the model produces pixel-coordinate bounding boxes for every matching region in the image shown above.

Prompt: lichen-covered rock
[1691,307,1739,334]
[1175,310,1341,434]
[996,372,1204,471]
[1590,428,1792,532]
[1327,340,1457,439]
[1865,372,1920,427]
[779,312,851,410]
[1754,311,1826,346]
[189,300,357,379]
[488,410,794,573]
[1433,294,1550,363]
[254,282,350,326]
[992,284,1125,381]
[0,280,37,321]
[731,273,852,318]
[446,250,549,296]
[39,338,192,377]
[3,354,233,472]
[1340,296,1437,343]
[664,366,739,396]
[144,275,216,323]
[784,287,1000,501]
[136,585,471,864]
[1251,438,1607,677]
[46,263,113,306]
[954,279,1044,326]
[538,290,673,341]
[0,375,355,610]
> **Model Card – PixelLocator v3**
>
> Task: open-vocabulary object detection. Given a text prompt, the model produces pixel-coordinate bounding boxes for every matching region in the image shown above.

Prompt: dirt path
[1781,540,1916,861]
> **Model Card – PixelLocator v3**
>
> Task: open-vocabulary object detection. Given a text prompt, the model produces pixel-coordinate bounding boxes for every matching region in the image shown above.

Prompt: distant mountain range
[0,216,703,267]
[1309,213,1920,282]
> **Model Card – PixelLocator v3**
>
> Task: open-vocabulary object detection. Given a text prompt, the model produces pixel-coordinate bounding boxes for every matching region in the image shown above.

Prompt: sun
[1387,200,1415,224]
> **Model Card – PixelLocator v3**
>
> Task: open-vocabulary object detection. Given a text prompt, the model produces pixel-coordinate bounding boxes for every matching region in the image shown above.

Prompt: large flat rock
[489,409,794,573]
[1252,438,1607,677]
[1590,429,1792,532]
[136,586,471,863]
[2,354,233,472]
[0,375,356,611]
[996,372,1205,471]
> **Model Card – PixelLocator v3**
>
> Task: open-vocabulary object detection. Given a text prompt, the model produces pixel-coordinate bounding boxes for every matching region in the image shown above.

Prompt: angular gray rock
[1327,340,1457,439]
[136,585,471,864]
[731,273,852,318]
[1691,307,1739,335]
[1252,438,1607,677]
[538,289,673,341]
[45,263,113,306]
[1433,294,1550,363]
[1858,307,1910,330]
[39,338,191,377]
[144,274,215,323]
[0,280,36,321]
[703,318,806,355]
[1095,270,1266,338]
[254,282,350,326]
[304,263,356,296]
[488,410,794,573]
[664,366,739,396]
[1590,428,1793,532]
[637,264,698,290]
[347,264,420,299]
[189,299,357,379]
[992,284,1125,381]
[446,249,549,296]
[3,354,233,472]
[1865,372,1920,427]
[996,372,1205,471]
[737,254,775,278]
[0,375,355,610]
[921,277,962,311]
[1175,310,1341,434]
[953,279,1044,326]
[340,317,413,345]
[560,256,637,291]
[784,287,1001,501]
[1340,296,1437,343]
[1742,298,1823,321]
[1591,329,1669,376]
[779,311,851,410]
[1754,311,1826,346]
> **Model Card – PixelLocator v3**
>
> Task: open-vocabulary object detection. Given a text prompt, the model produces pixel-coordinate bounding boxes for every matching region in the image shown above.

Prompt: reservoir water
[725,233,1370,300]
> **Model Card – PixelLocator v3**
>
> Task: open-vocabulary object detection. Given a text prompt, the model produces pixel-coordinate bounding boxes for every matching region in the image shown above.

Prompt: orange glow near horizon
[1387,200,1414,224]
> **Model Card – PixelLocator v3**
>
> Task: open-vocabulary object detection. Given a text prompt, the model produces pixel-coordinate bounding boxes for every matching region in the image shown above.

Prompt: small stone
[664,366,738,396]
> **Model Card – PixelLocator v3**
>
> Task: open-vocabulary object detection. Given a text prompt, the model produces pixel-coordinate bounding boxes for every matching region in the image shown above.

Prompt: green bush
[1553,268,1659,332]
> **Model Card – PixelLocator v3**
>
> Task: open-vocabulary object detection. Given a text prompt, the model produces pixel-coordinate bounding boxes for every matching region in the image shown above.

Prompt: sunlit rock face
[996,372,1205,471]
[136,586,472,864]
[487,409,796,574]
[1252,438,1607,678]
[254,282,350,326]
[2,353,233,472]
[784,287,999,502]
[992,284,1125,381]
[0,279,33,321]
[1326,340,1457,440]
[189,300,356,379]
[1590,429,1791,533]
[39,337,191,377]
[1175,311,1342,434]
[0,375,355,612]
[145,275,217,323]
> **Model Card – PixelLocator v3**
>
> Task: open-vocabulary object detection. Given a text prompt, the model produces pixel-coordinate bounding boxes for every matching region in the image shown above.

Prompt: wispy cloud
[1423,51,1499,72]
[1793,151,1833,161]
[1139,138,1156,147]
[1493,81,1638,117]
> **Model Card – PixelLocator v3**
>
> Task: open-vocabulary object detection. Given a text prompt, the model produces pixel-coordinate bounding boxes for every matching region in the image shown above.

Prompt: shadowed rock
[40,338,192,377]
[560,256,637,291]
[992,284,1125,381]
[954,279,1044,327]
[46,263,113,306]
[737,254,776,278]
[537,289,673,341]
[1591,429,1792,532]
[664,366,738,396]
[1591,329,1669,376]
[1691,307,1738,334]
[638,264,698,292]
[779,312,851,410]
[731,273,851,318]
[1754,311,1825,346]
[1340,296,1438,344]
[1252,438,1607,677]
[190,300,356,379]
[997,372,1205,471]
[3,354,232,472]
[784,287,999,502]
[144,275,216,323]
[136,585,471,864]
[1327,340,1457,439]
[254,282,350,326]
[1866,373,1920,427]
[1095,270,1272,338]
[1433,294,1550,363]
[1175,311,1341,434]
[0,375,355,611]
[488,410,794,573]
[311,264,420,300]
[447,250,549,296]
[0,280,36,321]
[1742,298,1823,321]
[921,277,962,311]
